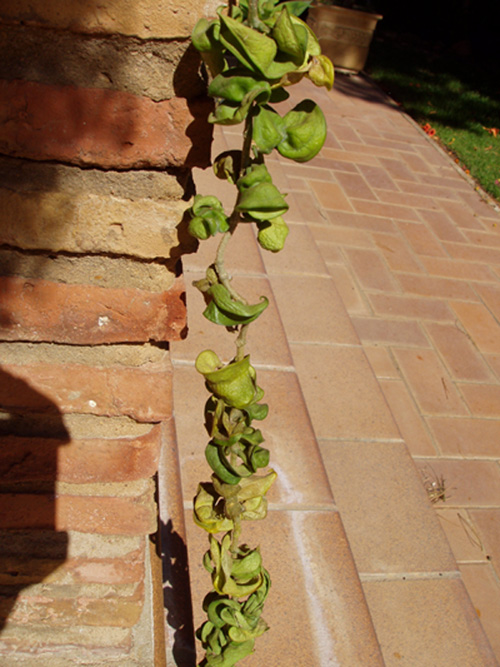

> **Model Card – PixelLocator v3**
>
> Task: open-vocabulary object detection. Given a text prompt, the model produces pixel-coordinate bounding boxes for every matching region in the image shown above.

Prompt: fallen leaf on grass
[483,126,499,137]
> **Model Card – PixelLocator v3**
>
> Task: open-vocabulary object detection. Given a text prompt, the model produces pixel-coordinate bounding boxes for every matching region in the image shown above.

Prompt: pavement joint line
[171,359,297,373]
[318,436,405,444]
[183,501,339,512]
[288,341,363,349]
[359,571,461,582]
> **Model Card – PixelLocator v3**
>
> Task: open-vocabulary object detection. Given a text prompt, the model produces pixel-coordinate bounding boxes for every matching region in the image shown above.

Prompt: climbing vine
[188,1,333,664]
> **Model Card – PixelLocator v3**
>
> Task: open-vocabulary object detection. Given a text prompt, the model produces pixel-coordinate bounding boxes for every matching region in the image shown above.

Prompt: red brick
[335,171,376,200]
[0,426,161,484]
[372,232,423,273]
[420,257,497,282]
[459,383,500,418]
[0,276,186,344]
[378,157,418,182]
[0,494,157,534]
[0,79,212,169]
[451,301,500,354]
[0,361,172,421]
[358,164,399,191]
[368,294,453,321]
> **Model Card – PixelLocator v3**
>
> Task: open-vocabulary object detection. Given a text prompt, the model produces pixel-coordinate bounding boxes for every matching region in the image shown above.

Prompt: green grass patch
[366,34,500,202]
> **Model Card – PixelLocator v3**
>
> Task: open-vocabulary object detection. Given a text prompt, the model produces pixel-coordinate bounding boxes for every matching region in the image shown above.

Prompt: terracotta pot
[308,4,382,73]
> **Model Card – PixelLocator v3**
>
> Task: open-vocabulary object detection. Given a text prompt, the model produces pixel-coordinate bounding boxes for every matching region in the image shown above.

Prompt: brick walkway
[171,74,500,665]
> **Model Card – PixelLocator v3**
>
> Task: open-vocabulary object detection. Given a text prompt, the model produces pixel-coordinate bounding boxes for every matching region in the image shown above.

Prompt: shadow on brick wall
[0,369,69,635]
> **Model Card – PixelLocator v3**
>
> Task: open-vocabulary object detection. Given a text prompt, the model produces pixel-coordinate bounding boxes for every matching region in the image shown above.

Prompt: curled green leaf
[218,13,277,75]
[196,351,263,410]
[203,283,269,326]
[277,99,327,162]
[252,106,285,154]
[194,484,235,532]
[257,216,289,252]
[189,195,229,240]
[307,54,335,90]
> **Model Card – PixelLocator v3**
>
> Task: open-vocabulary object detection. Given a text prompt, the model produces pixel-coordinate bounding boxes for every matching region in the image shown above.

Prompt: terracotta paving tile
[399,180,461,201]
[340,141,397,159]
[436,509,489,562]
[352,317,429,347]
[319,440,453,572]
[282,162,334,183]
[351,198,420,222]
[185,509,384,666]
[368,293,454,321]
[331,124,361,143]
[172,365,333,508]
[459,383,500,418]
[326,209,397,233]
[440,200,485,230]
[486,353,500,379]
[465,230,500,248]
[459,564,500,660]
[372,232,424,273]
[379,380,437,456]
[362,578,497,666]
[270,274,358,345]
[173,272,293,367]
[378,157,418,181]
[309,179,354,212]
[375,189,440,212]
[425,322,494,382]
[418,209,468,243]
[363,346,400,379]
[444,241,500,265]
[397,273,479,301]
[261,223,329,277]
[420,256,498,282]
[458,192,500,220]
[290,344,400,441]
[316,243,344,264]
[414,458,500,507]
[426,417,500,458]
[400,152,433,173]
[311,224,374,249]
[182,219,264,275]
[363,135,417,153]
[320,148,380,166]
[451,301,500,355]
[357,163,400,191]
[343,247,398,292]
[392,348,468,416]
[326,262,371,315]
[292,189,328,224]
[419,173,468,190]
[327,158,359,173]
[475,284,500,322]
[335,171,377,200]
[396,220,447,258]
[323,129,344,150]
[468,511,500,581]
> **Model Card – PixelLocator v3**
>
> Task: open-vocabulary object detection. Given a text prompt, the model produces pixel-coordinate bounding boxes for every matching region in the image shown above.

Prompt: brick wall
[0,2,215,663]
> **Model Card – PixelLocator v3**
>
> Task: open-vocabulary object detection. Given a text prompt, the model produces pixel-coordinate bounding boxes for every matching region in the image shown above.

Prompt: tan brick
[397,273,478,300]
[425,322,494,381]
[0,79,212,169]
[0,426,161,484]
[372,232,423,273]
[6,592,144,627]
[0,0,219,39]
[0,493,157,534]
[459,383,500,418]
[0,25,205,102]
[310,179,353,211]
[352,198,420,221]
[397,220,447,257]
[427,416,500,457]
[0,275,186,344]
[344,247,398,291]
[451,301,500,354]
[0,189,188,259]
[368,293,454,321]
[0,360,172,422]
[351,317,428,347]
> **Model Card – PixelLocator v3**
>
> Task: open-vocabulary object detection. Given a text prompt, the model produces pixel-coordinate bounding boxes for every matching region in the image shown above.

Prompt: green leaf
[272,6,308,65]
[237,181,288,220]
[209,70,272,104]
[203,284,269,327]
[252,106,285,154]
[277,99,327,162]
[218,14,277,75]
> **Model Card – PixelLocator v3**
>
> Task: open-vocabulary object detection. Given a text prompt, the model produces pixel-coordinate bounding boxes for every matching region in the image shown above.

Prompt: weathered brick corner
[0,1,216,663]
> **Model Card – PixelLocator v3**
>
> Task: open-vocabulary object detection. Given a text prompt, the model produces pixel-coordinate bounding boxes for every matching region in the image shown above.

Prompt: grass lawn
[365,33,500,203]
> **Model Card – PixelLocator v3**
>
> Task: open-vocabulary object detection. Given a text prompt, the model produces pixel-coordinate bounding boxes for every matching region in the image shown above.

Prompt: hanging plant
[189,1,333,664]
